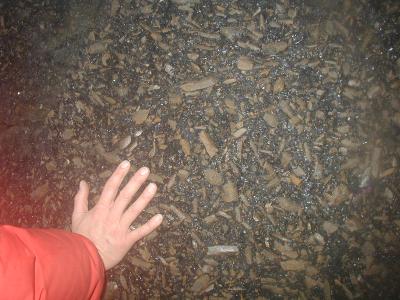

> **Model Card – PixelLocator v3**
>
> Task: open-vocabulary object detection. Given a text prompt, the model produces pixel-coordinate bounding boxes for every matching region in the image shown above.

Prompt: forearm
[0,225,105,300]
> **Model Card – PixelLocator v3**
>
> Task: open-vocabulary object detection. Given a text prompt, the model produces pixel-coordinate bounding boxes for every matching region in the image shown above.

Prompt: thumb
[73,180,89,217]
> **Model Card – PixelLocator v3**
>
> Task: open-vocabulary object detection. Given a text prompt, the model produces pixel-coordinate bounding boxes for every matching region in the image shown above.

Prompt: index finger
[97,160,131,207]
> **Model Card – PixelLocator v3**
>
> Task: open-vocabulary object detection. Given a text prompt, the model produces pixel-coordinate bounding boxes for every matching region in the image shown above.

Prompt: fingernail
[120,160,130,168]
[147,183,157,192]
[139,167,149,175]
[154,214,163,223]
[79,180,84,189]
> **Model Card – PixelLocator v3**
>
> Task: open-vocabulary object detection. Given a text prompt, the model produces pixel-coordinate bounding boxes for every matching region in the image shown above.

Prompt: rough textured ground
[0,0,399,299]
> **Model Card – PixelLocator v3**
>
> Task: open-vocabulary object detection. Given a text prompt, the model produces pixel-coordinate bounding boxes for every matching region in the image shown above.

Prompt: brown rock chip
[232,128,247,139]
[180,138,191,156]
[117,135,131,150]
[262,41,289,53]
[190,274,210,294]
[110,0,120,16]
[280,259,307,271]
[199,131,218,157]
[181,77,216,92]
[169,93,182,106]
[87,42,107,54]
[322,221,339,235]
[129,256,152,271]
[224,98,237,115]
[31,182,49,201]
[263,112,278,127]
[290,174,302,186]
[132,109,149,125]
[207,245,239,256]
[277,197,302,214]
[274,241,298,259]
[62,128,74,140]
[222,181,238,202]
[327,184,349,206]
[204,169,223,185]
[220,26,242,41]
[237,56,254,71]
[273,77,285,93]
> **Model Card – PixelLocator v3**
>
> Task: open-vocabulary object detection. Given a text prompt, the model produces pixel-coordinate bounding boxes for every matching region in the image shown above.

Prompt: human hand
[71,160,163,270]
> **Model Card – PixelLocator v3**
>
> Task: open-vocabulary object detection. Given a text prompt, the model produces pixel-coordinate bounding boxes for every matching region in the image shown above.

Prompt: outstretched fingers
[97,160,130,207]
[121,182,157,228]
[113,167,150,216]
[128,214,163,244]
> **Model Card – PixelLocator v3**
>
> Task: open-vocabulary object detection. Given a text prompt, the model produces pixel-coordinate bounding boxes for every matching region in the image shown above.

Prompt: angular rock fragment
[187,53,199,61]
[290,174,302,186]
[223,78,237,85]
[281,152,292,168]
[169,93,182,106]
[190,274,210,294]
[263,112,278,127]
[224,98,237,115]
[180,138,191,156]
[89,91,105,106]
[132,109,149,125]
[181,77,216,92]
[62,128,74,140]
[110,0,120,16]
[178,169,190,181]
[116,86,129,97]
[222,181,238,202]
[159,203,191,222]
[273,77,285,93]
[274,241,298,259]
[370,147,382,178]
[280,259,306,271]
[322,221,339,235]
[327,184,349,206]
[277,197,302,214]
[87,42,107,54]
[129,256,152,271]
[304,276,319,289]
[292,166,306,177]
[95,143,120,164]
[232,128,247,139]
[207,245,239,256]
[237,56,253,71]
[367,85,381,99]
[262,41,288,53]
[117,135,131,150]
[199,131,218,157]
[204,168,223,185]
[31,183,49,201]
[220,27,242,41]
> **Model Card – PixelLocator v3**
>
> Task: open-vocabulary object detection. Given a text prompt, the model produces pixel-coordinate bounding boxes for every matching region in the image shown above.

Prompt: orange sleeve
[0,225,105,300]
